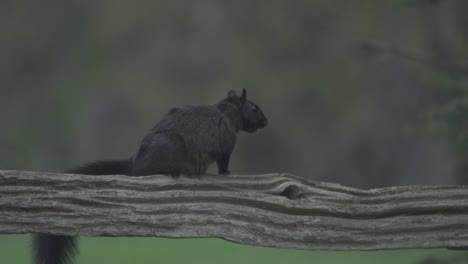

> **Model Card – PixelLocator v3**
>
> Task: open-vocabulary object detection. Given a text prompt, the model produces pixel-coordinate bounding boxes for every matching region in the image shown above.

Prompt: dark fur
[33,89,268,264]
[132,89,267,175]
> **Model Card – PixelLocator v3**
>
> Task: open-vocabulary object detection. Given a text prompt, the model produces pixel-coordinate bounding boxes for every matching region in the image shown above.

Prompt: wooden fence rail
[0,170,467,250]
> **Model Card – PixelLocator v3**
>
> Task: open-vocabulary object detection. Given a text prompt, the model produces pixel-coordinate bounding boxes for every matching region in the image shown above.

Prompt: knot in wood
[280,184,304,199]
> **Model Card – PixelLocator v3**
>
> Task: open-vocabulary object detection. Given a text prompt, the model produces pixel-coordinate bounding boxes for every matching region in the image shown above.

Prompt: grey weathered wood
[0,170,468,250]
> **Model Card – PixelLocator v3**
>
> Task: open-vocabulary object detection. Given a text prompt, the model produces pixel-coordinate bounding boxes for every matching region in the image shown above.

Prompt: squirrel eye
[251,105,258,112]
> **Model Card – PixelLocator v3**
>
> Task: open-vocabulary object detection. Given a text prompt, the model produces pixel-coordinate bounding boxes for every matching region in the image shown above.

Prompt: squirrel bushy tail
[32,159,131,264]
[33,234,78,264]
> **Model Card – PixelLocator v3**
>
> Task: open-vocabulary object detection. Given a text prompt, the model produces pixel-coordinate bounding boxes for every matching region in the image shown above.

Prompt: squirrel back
[131,89,268,176]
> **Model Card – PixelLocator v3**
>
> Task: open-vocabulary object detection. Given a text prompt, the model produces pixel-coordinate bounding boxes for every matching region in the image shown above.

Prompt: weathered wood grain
[0,170,467,250]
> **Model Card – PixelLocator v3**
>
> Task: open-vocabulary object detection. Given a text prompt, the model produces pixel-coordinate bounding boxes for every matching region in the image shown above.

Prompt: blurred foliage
[426,80,468,146]
[424,72,468,178]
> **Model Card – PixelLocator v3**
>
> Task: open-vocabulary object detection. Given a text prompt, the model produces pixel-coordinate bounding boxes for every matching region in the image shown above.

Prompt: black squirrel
[33,88,268,264]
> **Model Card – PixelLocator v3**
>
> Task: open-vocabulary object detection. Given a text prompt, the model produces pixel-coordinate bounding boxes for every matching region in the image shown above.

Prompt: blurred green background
[1,0,468,263]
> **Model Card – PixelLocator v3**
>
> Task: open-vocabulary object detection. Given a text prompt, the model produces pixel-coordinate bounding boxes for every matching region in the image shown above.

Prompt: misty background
[1,1,467,264]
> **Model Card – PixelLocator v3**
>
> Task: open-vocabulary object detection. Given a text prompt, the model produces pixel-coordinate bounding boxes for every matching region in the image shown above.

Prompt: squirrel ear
[240,88,247,102]
[227,90,237,98]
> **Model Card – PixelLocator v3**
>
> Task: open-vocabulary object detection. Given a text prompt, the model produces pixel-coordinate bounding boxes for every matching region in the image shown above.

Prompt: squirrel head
[227,89,268,133]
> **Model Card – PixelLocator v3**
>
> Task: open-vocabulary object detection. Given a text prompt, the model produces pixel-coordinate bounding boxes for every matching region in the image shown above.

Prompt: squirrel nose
[262,117,268,127]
